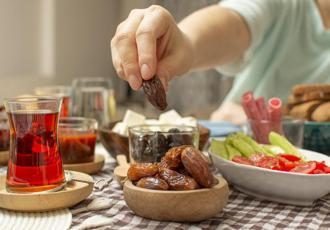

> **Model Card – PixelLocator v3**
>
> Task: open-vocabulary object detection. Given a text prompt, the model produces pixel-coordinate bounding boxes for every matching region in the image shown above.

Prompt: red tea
[60,96,70,117]
[59,133,96,164]
[6,111,65,192]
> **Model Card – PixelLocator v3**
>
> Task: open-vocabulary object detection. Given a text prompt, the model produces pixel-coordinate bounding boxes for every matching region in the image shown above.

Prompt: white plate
[0,208,72,230]
[211,149,330,206]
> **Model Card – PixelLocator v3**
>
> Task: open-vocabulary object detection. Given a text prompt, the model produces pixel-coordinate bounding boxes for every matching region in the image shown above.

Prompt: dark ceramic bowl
[303,121,330,156]
[98,121,210,161]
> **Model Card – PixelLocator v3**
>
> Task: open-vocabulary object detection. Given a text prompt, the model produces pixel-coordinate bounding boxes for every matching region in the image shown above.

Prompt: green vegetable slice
[225,142,241,160]
[227,135,255,157]
[268,132,304,159]
[210,139,228,160]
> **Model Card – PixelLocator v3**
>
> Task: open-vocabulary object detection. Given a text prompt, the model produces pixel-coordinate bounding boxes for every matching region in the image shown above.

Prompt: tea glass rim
[128,124,198,135]
[59,117,98,129]
[73,77,111,83]
[4,96,62,104]
[34,85,72,97]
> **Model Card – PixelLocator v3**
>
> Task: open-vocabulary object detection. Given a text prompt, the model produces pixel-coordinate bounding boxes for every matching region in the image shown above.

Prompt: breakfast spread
[287,83,330,122]
[127,146,215,190]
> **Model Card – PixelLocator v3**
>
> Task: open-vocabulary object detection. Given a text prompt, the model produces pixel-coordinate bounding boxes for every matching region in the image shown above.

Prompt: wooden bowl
[63,154,105,175]
[98,121,210,161]
[98,121,129,160]
[0,151,9,165]
[123,176,229,222]
[198,124,210,150]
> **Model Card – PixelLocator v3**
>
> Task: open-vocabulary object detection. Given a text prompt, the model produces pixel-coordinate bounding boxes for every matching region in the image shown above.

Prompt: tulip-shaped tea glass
[35,86,72,117]
[4,97,65,193]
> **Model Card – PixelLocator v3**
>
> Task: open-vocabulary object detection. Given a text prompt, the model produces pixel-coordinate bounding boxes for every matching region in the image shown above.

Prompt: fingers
[111,9,144,90]
[111,5,182,91]
[111,43,125,79]
[135,6,171,80]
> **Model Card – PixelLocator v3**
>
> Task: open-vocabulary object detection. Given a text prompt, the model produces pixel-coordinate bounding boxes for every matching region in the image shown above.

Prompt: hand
[111,5,194,90]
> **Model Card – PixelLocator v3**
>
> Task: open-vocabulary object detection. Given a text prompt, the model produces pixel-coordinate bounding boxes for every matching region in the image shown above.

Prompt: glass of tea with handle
[4,96,65,193]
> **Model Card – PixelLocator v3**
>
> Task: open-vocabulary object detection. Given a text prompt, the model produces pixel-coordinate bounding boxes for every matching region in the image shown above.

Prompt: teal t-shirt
[218,0,330,103]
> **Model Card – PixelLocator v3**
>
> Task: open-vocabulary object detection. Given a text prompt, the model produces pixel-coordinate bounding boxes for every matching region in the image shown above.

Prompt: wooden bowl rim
[124,175,227,195]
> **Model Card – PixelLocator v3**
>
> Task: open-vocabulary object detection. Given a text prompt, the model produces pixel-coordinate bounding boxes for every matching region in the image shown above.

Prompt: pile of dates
[130,128,194,163]
[127,146,216,190]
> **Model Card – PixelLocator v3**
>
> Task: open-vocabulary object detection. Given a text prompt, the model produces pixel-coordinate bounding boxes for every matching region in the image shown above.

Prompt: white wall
[0,0,121,100]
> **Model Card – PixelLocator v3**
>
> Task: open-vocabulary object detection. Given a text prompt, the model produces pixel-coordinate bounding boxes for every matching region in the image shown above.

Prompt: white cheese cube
[122,110,146,128]
[180,116,197,127]
[145,119,160,125]
[159,110,182,124]
[112,122,127,136]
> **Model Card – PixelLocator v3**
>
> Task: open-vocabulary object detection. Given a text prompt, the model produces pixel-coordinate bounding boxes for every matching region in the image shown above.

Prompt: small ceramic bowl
[98,121,210,161]
[303,122,330,156]
[211,149,330,206]
[123,176,229,222]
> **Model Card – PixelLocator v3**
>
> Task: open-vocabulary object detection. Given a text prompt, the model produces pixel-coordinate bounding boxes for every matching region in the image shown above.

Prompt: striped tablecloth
[70,149,330,230]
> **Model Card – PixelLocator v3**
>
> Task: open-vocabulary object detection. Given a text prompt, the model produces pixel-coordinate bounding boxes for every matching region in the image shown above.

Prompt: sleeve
[216,0,281,75]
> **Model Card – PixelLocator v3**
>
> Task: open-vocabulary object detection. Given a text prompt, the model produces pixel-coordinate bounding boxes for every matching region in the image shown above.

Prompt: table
[70,145,330,230]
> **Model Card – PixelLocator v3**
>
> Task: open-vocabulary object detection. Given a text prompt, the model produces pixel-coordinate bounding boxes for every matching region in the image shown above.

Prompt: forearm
[178,5,251,70]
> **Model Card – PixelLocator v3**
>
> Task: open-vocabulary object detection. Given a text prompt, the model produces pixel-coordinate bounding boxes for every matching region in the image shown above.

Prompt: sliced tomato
[249,153,266,164]
[278,157,296,171]
[255,156,280,169]
[278,154,301,162]
[323,166,330,173]
[232,156,253,165]
[290,161,317,174]
[315,161,326,171]
[311,169,325,174]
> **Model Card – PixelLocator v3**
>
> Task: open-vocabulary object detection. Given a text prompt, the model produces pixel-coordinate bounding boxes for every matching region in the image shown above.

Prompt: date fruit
[136,177,169,190]
[158,145,188,169]
[142,76,167,110]
[181,147,213,188]
[159,168,199,190]
[127,163,158,181]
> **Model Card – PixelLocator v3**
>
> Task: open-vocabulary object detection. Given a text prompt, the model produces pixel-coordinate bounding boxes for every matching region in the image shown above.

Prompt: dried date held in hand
[136,177,169,190]
[181,147,213,188]
[142,76,167,110]
[127,163,159,181]
[159,168,199,190]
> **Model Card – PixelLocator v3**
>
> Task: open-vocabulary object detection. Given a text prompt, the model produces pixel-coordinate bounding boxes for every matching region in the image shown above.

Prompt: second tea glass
[35,86,72,117]
[4,96,65,193]
[72,77,116,122]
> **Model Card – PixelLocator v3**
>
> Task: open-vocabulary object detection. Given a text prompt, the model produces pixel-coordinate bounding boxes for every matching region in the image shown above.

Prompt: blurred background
[0,0,233,119]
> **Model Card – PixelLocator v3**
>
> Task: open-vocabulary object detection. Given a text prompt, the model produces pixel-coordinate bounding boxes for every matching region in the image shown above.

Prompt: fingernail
[128,75,140,90]
[141,64,151,79]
